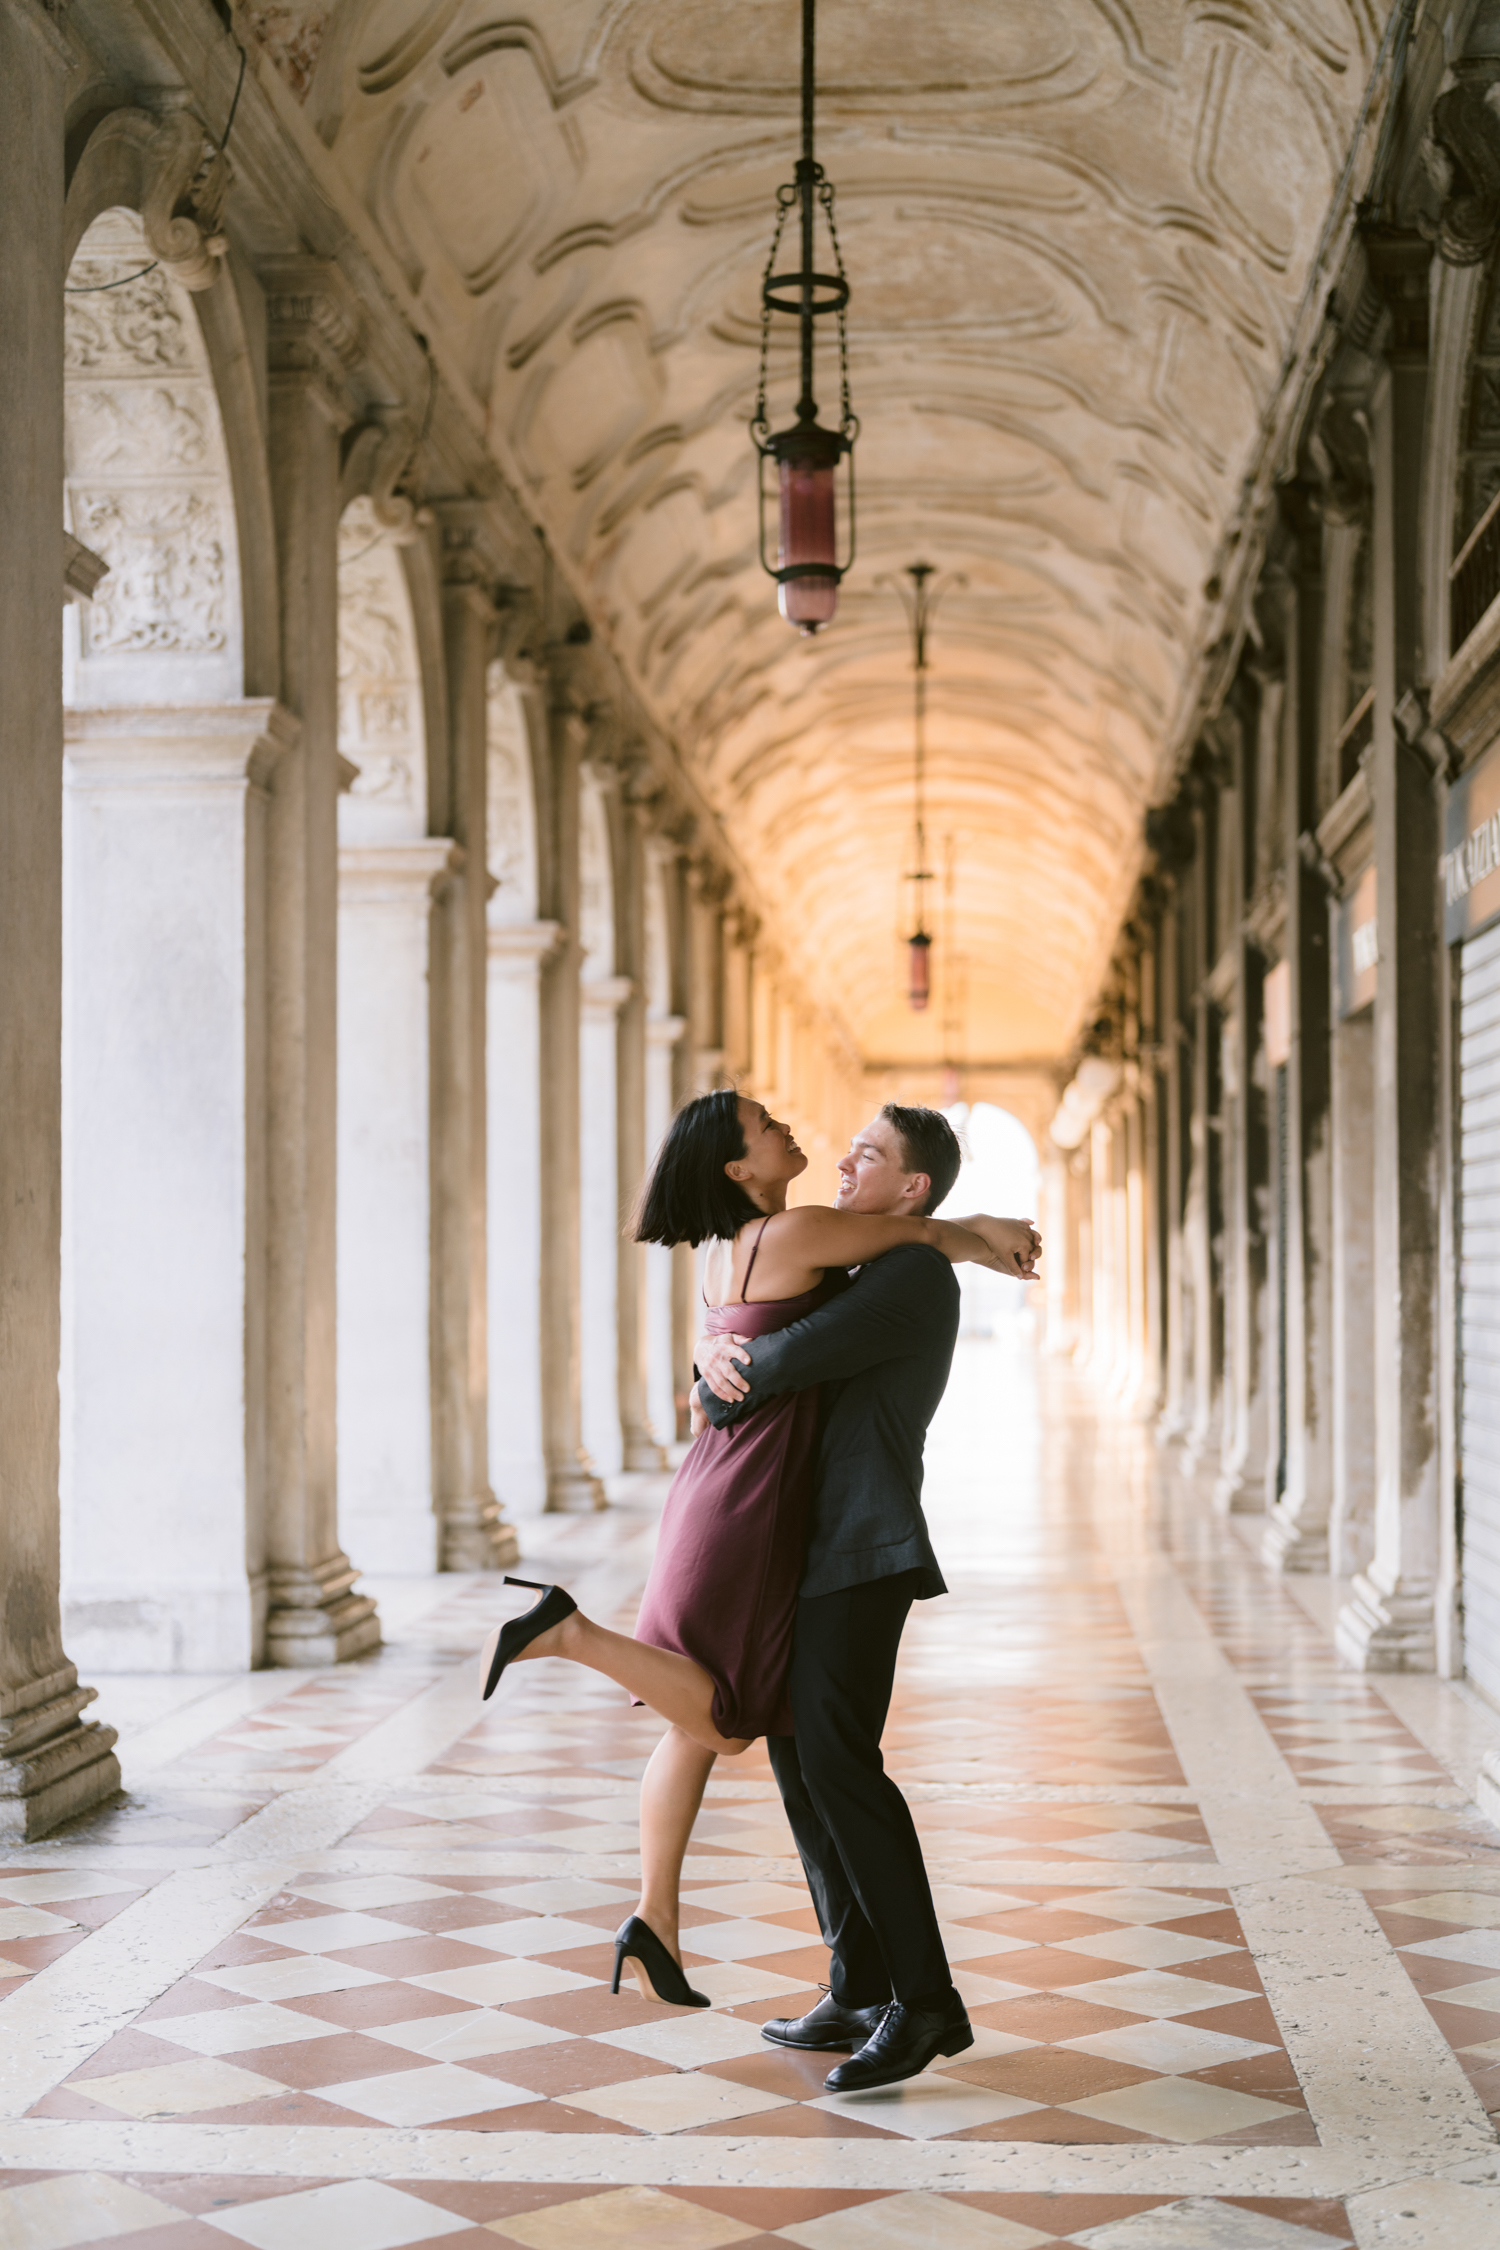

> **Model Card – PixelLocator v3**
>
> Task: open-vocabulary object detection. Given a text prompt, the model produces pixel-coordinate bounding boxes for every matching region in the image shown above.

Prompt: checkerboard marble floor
[7,1340,1500,2248]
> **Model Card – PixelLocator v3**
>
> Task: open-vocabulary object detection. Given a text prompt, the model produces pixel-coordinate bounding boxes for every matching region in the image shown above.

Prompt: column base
[1477,1751,1500,1831]
[547,1462,607,1514]
[265,1552,381,1667]
[440,1492,520,1572]
[0,1666,120,1841]
[622,1427,668,1472]
[1335,1568,1436,1671]
[1263,1502,1329,1573]
[1214,1460,1267,1516]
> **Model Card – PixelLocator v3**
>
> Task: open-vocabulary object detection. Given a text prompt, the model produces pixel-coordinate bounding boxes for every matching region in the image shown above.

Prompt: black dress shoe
[761,1990,886,2052]
[823,1991,973,2092]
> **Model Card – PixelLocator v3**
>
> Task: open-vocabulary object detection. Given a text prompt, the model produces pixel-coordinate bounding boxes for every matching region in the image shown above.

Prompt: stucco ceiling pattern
[278,0,1381,1063]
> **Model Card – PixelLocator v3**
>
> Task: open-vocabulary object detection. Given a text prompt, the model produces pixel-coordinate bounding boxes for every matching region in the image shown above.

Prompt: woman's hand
[957,1215,1041,1279]
[689,1393,708,1437]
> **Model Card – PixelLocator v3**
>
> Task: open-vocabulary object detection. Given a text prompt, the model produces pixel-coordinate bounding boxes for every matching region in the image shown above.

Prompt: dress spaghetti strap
[738,1215,772,1304]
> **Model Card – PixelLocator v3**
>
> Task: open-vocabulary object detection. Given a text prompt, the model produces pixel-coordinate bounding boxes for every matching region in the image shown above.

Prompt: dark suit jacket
[698,1242,958,1600]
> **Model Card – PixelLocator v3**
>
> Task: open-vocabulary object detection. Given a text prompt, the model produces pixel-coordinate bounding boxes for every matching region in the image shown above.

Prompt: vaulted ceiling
[267,0,1380,1064]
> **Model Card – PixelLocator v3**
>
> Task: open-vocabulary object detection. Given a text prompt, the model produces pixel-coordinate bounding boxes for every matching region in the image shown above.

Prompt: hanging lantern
[751,0,858,634]
[907,930,932,1012]
[884,561,965,1013]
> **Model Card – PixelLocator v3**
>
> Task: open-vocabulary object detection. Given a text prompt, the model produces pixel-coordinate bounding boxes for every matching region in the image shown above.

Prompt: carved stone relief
[63,210,240,702]
[336,497,426,841]
[486,665,539,923]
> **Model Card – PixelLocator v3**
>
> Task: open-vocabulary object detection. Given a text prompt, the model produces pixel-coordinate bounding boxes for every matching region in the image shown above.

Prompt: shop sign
[1336,862,1377,1018]
[1444,736,1500,941]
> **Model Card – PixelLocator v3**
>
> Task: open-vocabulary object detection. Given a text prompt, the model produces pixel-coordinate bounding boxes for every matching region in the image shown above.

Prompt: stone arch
[58,205,284,1673]
[333,497,453,1574]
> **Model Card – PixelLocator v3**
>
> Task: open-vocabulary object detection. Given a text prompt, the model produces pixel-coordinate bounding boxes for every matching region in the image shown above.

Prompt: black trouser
[766,1570,950,2008]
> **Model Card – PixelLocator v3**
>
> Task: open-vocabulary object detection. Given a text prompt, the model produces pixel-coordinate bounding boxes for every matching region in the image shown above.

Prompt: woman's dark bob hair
[634,1088,763,1248]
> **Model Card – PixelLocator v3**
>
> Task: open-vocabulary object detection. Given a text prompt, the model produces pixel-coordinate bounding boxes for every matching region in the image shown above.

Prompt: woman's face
[730,1096,808,1189]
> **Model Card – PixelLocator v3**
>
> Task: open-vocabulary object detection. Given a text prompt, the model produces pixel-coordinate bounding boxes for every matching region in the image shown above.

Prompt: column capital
[337,839,460,902]
[646,1011,687,1049]
[63,698,300,789]
[488,916,564,968]
[262,257,365,426]
[582,974,634,1017]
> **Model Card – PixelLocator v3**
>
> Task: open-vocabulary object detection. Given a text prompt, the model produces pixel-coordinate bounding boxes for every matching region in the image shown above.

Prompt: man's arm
[697,1248,950,1429]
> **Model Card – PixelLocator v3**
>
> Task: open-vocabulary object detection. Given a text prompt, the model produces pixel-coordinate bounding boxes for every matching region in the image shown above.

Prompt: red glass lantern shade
[907,930,932,1012]
[778,452,838,630]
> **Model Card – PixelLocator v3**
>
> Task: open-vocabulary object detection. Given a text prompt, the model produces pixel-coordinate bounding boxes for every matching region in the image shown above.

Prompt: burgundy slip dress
[631,1219,850,1739]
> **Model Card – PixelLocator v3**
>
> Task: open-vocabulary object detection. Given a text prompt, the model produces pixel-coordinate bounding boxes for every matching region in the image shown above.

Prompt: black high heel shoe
[480,1577,578,1701]
[612,1915,710,2008]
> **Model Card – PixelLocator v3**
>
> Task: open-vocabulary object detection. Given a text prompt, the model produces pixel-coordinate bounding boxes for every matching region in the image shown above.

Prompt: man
[696,1103,1039,2092]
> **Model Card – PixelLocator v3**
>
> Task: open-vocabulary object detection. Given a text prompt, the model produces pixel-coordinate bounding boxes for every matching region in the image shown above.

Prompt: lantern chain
[751,183,797,447]
[819,180,858,440]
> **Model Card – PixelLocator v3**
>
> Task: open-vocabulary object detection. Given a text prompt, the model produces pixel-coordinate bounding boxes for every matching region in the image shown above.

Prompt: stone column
[687,861,728,1092]
[617,800,665,1471]
[0,0,120,1835]
[487,920,561,1515]
[336,839,456,1575]
[580,972,633,1478]
[433,531,517,1567]
[644,1009,688,1446]
[1265,521,1336,1572]
[1157,891,1190,1437]
[537,674,604,1511]
[1339,249,1444,1667]
[263,263,379,1662]
[1182,818,1224,1469]
[62,705,295,1668]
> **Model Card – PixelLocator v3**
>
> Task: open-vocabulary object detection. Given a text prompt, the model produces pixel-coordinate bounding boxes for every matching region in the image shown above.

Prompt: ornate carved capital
[338,411,431,545]
[261,256,363,421]
[1423,50,1500,267]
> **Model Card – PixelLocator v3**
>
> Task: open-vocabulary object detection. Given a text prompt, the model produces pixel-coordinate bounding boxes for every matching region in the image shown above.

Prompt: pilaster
[538,672,605,1512]
[617,801,665,1471]
[0,0,121,1835]
[487,919,563,1516]
[1337,239,1444,1671]
[264,262,378,1663]
[433,522,518,1568]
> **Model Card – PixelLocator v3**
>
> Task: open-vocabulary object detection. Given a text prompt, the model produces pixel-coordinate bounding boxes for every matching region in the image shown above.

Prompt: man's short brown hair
[878,1103,962,1216]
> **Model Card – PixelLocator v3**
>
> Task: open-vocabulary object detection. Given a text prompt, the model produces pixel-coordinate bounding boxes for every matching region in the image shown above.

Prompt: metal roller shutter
[1461,918,1500,1708]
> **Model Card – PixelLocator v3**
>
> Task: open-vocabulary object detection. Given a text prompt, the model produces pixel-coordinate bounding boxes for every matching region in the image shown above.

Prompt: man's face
[835,1117,929,1216]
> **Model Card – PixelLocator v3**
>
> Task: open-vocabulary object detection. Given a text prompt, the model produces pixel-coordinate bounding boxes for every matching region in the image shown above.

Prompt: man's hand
[959,1215,1042,1280]
[696,1329,753,1403]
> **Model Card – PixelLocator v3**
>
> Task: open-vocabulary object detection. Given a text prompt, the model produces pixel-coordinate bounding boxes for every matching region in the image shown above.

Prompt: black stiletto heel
[611,1916,710,2008]
[480,1577,578,1701]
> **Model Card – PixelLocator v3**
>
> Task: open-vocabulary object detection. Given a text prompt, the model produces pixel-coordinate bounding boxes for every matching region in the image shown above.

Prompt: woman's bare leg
[631,1726,717,1995]
[501,1610,752,1757]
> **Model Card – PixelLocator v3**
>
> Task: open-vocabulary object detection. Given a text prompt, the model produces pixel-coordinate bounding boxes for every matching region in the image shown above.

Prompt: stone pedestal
[0,0,120,1835]
[264,265,379,1663]
[487,920,561,1514]
[337,841,457,1575]
[61,704,295,1670]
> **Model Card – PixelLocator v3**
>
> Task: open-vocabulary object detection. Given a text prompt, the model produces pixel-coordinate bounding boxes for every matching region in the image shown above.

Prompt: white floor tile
[139,2001,345,2055]
[316,2060,537,2124]
[813,2078,1044,2139]
[204,2178,473,2250]
[1051,1926,1238,1970]
[1063,2075,1295,2142]
[367,2006,570,2059]
[287,1877,457,1910]
[778,2191,1052,2247]
[444,1912,608,1957]
[561,2069,790,2131]
[72,2055,288,2117]
[406,1958,597,2004]
[244,1911,429,1954]
[479,1878,635,1913]
[0,2172,186,2250]
[0,1874,137,1907]
[1053,1889,1224,1926]
[1064,2019,1272,2072]
[676,1917,830,1962]
[1072,2197,1343,2247]
[1060,1968,1249,2016]
[593,2009,771,2066]
[198,1957,388,2002]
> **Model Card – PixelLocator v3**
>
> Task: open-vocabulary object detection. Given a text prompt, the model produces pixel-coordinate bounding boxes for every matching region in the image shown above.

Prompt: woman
[480,1089,1023,2008]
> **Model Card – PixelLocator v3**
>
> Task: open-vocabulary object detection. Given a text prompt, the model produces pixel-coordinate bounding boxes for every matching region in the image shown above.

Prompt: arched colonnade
[0,18,865,1837]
